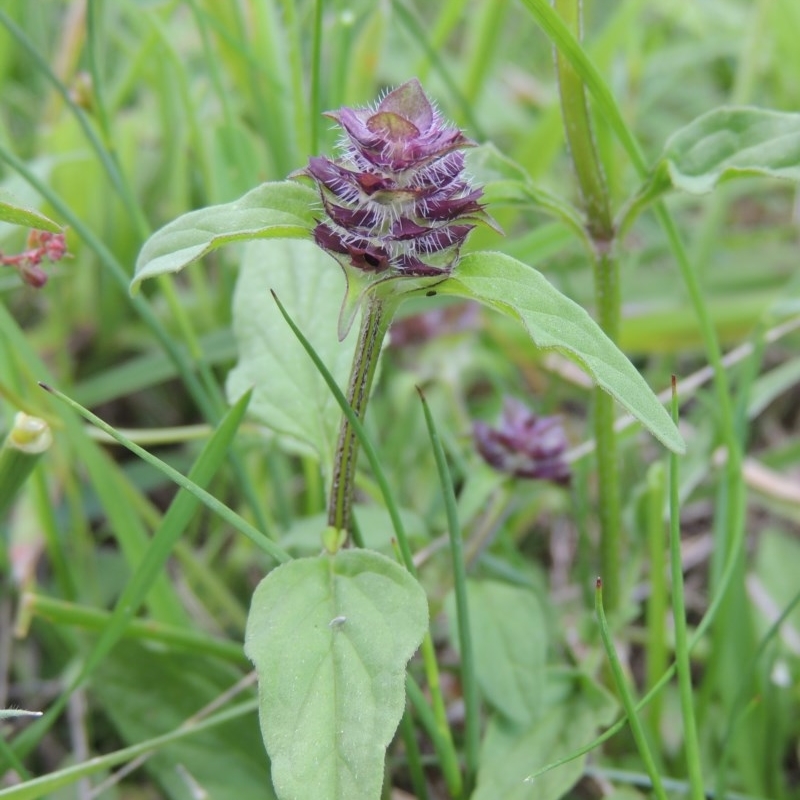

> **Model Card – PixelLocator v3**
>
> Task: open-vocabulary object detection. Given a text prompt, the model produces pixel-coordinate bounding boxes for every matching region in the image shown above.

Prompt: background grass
[1,0,799,798]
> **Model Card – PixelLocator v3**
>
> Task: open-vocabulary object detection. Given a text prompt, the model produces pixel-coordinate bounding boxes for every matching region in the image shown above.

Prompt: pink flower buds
[1,229,68,288]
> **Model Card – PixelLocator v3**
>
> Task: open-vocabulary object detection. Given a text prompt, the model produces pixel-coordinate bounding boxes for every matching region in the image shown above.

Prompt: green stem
[269,295,462,793]
[553,0,621,609]
[328,295,392,538]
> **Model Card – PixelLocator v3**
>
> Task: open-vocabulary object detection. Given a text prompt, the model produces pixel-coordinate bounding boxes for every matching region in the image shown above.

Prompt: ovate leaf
[245,550,428,800]
[473,670,617,800]
[624,107,800,227]
[658,107,800,193]
[226,239,361,464]
[131,181,317,291]
[0,191,62,232]
[446,580,548,727]
[439,252,685,453]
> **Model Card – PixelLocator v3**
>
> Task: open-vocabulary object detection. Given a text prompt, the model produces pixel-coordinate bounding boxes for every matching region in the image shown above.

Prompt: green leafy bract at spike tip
[245,550,428,800]
[435,252,685,453]
[131,181,318,292]
[623,107,800,230]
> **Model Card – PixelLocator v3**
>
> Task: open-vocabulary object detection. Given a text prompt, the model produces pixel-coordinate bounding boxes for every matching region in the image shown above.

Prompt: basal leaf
[438,252,685,453]
[245,550,428,800]
[446,580,548,727]
[226,239,361,465]
[131,181,317,292]
[473,670,617,800]
[0,192,62,233]
[624,107,800,227]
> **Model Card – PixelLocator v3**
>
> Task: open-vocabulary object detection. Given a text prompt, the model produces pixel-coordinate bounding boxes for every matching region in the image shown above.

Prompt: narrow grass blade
[0,736,30,784]
[399,709,430,800]
[417,388,480,790]
[527,483,749,780]
[6,388,284,763]
[668,378,705,799]
[405,675,463,798]
[644,462,668,737]
[595,579,668,800]
[18,594,248,665]
[37,384,288,563]
[0,700,258,800]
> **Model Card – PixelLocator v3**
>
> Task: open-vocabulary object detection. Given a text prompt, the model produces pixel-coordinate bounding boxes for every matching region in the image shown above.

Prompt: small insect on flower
[297,79,495,279]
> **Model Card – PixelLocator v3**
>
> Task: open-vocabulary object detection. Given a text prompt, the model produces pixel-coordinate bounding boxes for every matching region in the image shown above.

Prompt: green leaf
[447,580,548,727]
[624,107,800,228]
[754,529,800,638]
[473,670,617,800]
[131,181,318,292]
[226,239,362,465]
[438,252,685,453]
[0,192,62,233]
[658,107,800,193]
[466,144,588,246]
[245,550,428,800]
[94,641,274,800]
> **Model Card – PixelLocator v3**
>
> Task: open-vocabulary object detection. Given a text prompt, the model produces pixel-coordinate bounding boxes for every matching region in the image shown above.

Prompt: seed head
[300,79,489,278]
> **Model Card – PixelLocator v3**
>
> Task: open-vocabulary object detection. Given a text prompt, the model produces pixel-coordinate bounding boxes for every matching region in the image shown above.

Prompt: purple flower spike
[300,79,492,279]
[474,398,571,486]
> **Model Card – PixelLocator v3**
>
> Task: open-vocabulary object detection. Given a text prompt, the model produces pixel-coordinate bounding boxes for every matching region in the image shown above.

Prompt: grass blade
[0,700,257,800]
[668,377,705,799]
[416,388,480,790]
[37,384,289,563]
[595,578,668,800]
